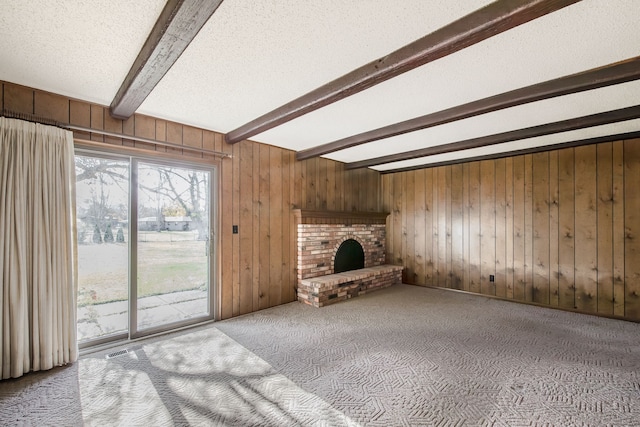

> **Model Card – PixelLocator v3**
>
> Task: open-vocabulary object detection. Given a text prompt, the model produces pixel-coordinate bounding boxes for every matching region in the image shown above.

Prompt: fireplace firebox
[334,239,365,273]
[294,209,403,307]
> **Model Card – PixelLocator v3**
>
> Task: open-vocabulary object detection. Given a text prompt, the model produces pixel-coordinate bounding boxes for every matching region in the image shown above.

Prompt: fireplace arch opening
[334,239,365,273]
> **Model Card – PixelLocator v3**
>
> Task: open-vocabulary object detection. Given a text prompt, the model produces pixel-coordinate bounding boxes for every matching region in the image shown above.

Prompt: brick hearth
[293,210,403,307]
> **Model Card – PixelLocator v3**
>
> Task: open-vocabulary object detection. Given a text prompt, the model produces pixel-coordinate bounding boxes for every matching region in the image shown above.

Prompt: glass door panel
[136,162,210,331]
[75,155,130,342]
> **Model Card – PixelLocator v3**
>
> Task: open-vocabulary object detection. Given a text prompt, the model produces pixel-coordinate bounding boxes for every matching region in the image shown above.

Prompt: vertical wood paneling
[231,142,241,316]
[461,164,470,291]
[558,148,576,309]
[406,171,416,283]
[574,145,598,313]
[424,168,434,286]
[15,82,640,322]
[239,141,253,315]
[69,100,91,141]
[415,169,426,285]
[282,150,293,303]
[451,164,464,290]
[480,160,496,295]
[597,143,614,315]
[549,151,560,306]
[612,141,625,316]
[437,167,447,287]
[512,155,526,300]
[495,159,506,297]
[269,147,283,306]
[259,144,271,310]
[505,158,514,299]
[393,174,404,265]
[445,167,453,288]
[431,169,440,286]
[220,134,234,319]
[624,139,640,320]
[523,155,534,302]
[4,83,33,115]
[34,90,69,124]
[532,152,550,305]
[468,162,481,293]
[252,143,261,311]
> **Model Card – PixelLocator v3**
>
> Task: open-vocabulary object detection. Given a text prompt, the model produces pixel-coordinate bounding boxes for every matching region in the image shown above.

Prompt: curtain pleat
[0,117,78,379]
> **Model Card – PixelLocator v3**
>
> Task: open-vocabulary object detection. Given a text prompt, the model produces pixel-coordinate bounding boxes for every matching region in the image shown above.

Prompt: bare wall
[1,81,382,320]
[382,141,640,321]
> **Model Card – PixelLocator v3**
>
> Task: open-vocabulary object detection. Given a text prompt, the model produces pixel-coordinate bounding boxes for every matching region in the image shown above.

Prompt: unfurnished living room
[1,1,639,426]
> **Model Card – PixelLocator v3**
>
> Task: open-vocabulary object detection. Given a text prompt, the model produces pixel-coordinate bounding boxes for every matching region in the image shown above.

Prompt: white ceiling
[1,0,639,171]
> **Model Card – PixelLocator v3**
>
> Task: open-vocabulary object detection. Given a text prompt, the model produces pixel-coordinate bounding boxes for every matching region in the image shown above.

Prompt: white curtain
[1,117,78,379]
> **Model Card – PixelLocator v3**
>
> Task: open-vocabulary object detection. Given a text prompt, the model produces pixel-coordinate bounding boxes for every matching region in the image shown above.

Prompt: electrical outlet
[232,225,238,234]
[489,274,495,282]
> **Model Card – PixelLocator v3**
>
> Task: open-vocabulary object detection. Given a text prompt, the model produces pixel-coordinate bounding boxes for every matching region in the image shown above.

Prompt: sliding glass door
[135,161,211,332]
[75,152,215,345]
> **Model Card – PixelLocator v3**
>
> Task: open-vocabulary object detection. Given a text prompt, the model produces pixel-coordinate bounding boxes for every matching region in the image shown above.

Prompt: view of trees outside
[75,155,211,340]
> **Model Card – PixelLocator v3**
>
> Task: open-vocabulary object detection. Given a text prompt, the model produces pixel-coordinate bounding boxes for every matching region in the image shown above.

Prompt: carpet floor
[1,284,639,426]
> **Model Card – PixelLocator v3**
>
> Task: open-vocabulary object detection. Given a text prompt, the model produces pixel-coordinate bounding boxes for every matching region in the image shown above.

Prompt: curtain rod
[1,109,232,158]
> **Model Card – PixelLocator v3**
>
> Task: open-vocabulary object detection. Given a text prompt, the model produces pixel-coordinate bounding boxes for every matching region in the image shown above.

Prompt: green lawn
[77,231,208,307]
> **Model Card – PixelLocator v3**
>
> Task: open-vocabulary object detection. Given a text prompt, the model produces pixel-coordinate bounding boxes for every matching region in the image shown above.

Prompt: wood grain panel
[393,174,404,265]
[480,160,496,295]
[532,152,550,305]
[231,142,241,316]
[414,169,426,285]
[494,159,506,297]
[523,155,534,302]
[259,144,271,310]
[90,104,105,143]
[431,169,439,286]
[445,167,453,288]
[405,171,416,283]
[239,141,254,315]
[505,158,514,299]
[451,164,464,290]
[548,151,560,306]
[219,131,234,319]
[438,167,447,287]
[597,142,614,315]
[318,158,329,210]
[557,148,576,309]
[462,163,470,292]
[574,145,598,313]
[624,139,640,320]
[69,100,91,141]
[468,162,481,294]
[512,156,525,301]
[269,147,283,306]
[252,143,261,311]
[424,168,434,286]
[34,90,69,124]
[612,141,625,316]
[3,82,33,115]
[133,115,156,151]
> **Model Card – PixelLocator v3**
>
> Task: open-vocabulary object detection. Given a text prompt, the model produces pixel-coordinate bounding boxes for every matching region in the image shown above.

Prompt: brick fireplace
[294,210,403,307]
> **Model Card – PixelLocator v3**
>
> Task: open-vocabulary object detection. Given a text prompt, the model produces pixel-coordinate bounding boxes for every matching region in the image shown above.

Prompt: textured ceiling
[1,0,639,171]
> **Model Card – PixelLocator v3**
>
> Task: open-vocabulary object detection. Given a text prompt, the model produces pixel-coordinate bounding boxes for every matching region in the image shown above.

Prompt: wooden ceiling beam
[225,0,581,144]
[298,56,640,160]
[110,0,224,119]
[379,131,640,174]
[345,105,640,169]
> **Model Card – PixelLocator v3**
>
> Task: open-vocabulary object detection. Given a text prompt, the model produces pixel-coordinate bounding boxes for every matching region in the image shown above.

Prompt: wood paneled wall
[383,140,640,321]
[1,81,382,320]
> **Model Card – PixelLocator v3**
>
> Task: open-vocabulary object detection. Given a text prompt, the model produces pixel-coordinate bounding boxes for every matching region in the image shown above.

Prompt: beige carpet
[0,326,357,426]
[1,284,639,426]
